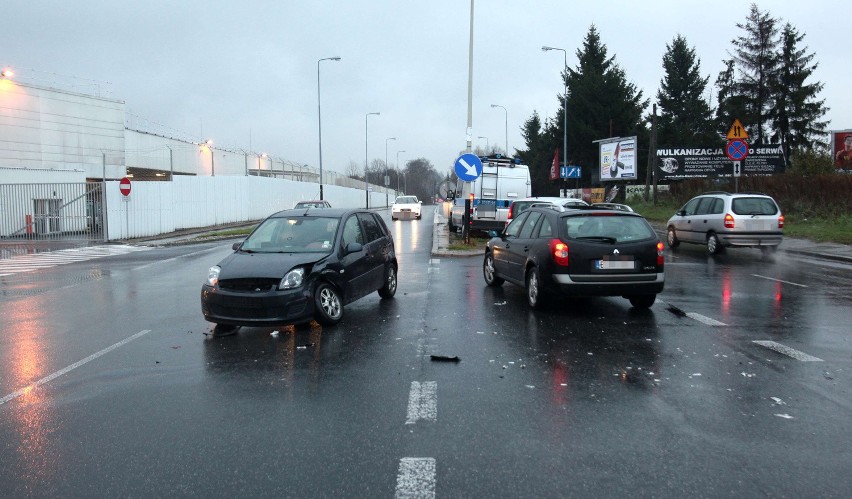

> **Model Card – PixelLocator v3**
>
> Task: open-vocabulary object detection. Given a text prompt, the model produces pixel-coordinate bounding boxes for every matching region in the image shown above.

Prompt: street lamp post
[478,136,488,154]
[385,137,396,207]
[317,56,341,201]
[490,104,507,156]
[542,45,568,188]
[204,139,215,176]
[396,150,406,193]
[365,112,380,209]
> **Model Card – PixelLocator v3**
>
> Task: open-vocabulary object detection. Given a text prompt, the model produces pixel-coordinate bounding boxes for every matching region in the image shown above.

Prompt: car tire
[526,267,545,309]
[706,233,722,255]
[314,282,343,326]
[628,294,656,308]
[378,264,398,298]
[483,253,504,287]
[667,226,680,248]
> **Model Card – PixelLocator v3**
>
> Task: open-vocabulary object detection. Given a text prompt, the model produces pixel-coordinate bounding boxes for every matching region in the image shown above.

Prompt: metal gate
[0,182,105,242]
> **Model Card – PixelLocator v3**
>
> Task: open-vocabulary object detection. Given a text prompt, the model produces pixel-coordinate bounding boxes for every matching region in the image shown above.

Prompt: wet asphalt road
[1,207,850,497]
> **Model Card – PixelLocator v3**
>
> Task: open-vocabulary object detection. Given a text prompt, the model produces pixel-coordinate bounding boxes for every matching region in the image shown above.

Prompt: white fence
[104,176,397,240]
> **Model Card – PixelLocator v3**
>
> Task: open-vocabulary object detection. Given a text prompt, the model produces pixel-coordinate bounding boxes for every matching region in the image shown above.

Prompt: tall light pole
[396,150,406,193]
[542,45,568,185]
[490,104,507,156]
[317,56,341,201]
[365,112,380,208]
[478,136,488,153]
[385,137,396,207]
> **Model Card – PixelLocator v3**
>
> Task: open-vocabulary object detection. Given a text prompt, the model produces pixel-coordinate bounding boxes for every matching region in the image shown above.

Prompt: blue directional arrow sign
[560,165,582,179]
[454,153,483,181]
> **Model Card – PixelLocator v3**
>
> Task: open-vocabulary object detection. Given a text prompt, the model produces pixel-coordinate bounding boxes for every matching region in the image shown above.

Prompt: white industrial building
[0,77,393,241]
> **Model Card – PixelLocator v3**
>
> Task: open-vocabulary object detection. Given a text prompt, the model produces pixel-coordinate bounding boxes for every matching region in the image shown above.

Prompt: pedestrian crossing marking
[0,245,150,276]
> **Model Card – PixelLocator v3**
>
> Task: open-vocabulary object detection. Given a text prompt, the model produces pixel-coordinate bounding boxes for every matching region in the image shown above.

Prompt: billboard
[656,145,785,180]
[832,130,852,172]
[599,137,637,181]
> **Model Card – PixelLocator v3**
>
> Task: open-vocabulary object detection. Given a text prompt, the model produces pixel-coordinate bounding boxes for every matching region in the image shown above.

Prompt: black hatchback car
[483,206,664,309]
[201,208,397,331]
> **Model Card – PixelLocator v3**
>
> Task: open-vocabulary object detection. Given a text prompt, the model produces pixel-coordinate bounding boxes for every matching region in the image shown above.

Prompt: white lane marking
[395,458,436,499]
[752,341,824,362]
[429,259,440,265]
[0,330,153,405]
[685,312,728,326]
[405,381,437,424]
[752,274,808,288]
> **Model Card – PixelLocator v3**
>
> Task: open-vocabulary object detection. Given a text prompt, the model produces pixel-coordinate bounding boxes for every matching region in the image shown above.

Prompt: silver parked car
[666,191,784,255]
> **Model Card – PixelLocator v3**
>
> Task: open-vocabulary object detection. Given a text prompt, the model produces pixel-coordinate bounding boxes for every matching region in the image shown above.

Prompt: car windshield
[240,216,339,253]
[395,196,418,204]
[563,214,655,243]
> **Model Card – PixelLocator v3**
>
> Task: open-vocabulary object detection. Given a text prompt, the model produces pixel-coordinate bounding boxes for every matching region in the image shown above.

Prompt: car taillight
[724,213,735,228]
[778,214,784,228]
[549,239,569,266]
[507,204,514,220]
[656,241,665,266]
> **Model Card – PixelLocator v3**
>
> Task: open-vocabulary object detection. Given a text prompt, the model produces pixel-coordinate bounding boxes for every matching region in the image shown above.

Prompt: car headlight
[207,266,221,286]
[279,267,305,290]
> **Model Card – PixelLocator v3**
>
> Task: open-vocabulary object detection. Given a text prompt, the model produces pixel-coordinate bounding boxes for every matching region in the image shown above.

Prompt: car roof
[512,196,584,203]
[526,205,645,218]
[270,208,359,218]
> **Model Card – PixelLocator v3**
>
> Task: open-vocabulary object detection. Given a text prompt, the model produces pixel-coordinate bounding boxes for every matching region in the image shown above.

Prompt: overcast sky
[5,1,848,175]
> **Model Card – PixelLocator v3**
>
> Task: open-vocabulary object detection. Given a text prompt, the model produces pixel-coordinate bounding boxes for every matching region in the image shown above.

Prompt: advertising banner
[599,137,637,181]
[831,130,852,172]
[549,148,559,180]
[656,145,785,180]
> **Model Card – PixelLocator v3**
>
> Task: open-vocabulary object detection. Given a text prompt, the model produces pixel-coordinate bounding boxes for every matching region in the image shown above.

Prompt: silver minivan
[666,191,784,255]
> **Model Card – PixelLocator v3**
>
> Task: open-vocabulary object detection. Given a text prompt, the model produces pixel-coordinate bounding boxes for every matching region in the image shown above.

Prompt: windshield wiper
[576,236,618,244]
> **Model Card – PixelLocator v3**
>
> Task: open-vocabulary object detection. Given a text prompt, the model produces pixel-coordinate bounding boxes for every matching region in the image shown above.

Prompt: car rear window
[732,197,778,215]
[395,196,418,204]
[562,214,656,243]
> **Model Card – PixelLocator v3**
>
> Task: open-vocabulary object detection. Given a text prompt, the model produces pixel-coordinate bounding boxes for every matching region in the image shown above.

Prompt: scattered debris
[271,330,280,337]
[525,385,535,389]
[741,372,756,378]
[667,305,687,317]
[171,346,181,350]
[296,343,315,350]
[774,413,794,419]
[430,355,461,363]
[770,397,786,405]
[494,301,507,306]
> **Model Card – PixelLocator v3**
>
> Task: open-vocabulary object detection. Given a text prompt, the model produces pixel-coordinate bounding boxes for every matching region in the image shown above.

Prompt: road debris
[430,355,460,363]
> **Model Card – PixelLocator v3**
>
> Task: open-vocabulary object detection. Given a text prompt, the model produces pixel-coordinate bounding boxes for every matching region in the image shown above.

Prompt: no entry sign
[119,177,132,196]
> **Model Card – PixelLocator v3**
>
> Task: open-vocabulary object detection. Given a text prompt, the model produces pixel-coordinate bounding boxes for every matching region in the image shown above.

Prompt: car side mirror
[232,241,243,251]
[677,210,686,216]
[345,242,363,254]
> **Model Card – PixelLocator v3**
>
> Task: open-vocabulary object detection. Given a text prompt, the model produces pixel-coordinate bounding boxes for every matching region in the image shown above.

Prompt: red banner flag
[550,149,560,181]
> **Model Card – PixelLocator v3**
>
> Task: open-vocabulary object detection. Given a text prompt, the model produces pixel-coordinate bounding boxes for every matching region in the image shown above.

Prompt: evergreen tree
[565,25,647,184]
[656,34,717,148]
[731,3,779,145]
[771,23,828,162]
[714,59,748,136]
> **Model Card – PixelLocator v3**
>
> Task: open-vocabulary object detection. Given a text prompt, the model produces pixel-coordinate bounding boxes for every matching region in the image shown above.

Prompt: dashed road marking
[395,458,436,499]
[0,245,150,277]
[406,381,437,424]
[752,274,808,288]
[753,341,823,362]
[685,312,728,326]
[0,329,153,405]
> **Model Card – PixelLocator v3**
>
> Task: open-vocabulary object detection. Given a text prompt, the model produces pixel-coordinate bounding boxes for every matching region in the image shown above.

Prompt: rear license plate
[595,259,635,270]
[744,220,771,230]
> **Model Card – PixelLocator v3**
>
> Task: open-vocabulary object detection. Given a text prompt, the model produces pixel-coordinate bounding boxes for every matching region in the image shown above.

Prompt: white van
[449,157,532,232]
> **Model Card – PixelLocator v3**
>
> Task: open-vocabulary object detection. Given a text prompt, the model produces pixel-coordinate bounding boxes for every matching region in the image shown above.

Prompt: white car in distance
[391,195,422,221]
